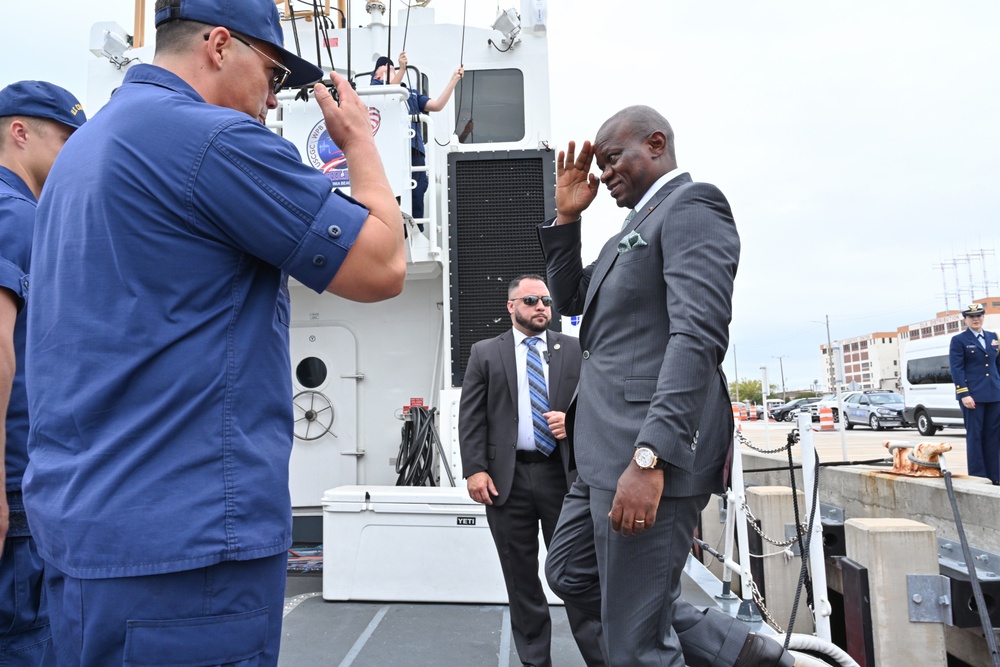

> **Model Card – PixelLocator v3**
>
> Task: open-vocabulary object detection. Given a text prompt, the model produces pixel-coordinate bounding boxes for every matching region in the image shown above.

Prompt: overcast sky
[4,1,999,394]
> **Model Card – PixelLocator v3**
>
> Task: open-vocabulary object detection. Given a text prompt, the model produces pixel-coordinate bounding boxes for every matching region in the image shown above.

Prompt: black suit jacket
[459,329,582,506]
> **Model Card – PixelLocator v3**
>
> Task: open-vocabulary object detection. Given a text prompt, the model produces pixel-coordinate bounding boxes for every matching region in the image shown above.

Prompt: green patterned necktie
[621,208,636,231]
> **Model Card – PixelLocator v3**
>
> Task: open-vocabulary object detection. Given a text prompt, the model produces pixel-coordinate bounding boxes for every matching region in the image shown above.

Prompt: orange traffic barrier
[739,405,748,421]
[748,406,757,421]
[819,406,835,431]
[732,404,740,422]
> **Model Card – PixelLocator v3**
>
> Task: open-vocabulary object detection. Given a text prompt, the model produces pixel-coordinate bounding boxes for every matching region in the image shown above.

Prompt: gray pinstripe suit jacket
[540,173,739,498]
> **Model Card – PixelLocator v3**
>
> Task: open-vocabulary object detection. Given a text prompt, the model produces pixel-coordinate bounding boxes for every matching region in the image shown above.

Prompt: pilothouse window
[453,69,525,143]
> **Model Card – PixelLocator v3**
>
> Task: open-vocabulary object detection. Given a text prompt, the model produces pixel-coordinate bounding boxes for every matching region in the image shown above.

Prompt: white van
[901,336,963,436]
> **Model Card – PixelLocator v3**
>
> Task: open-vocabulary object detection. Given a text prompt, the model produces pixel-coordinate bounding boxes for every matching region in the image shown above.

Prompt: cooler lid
[366,486,477,506]
[321,484,477,507]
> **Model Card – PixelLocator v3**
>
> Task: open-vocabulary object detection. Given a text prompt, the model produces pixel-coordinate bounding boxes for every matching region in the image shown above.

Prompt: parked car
[754,398,785,420]
[809,391,858,424]
[771,397,819,422]
[808,393,859,423]
[843,390,906,430]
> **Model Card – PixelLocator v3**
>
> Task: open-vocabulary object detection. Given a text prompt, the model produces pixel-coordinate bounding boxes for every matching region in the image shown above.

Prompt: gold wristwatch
[633,447,667,470]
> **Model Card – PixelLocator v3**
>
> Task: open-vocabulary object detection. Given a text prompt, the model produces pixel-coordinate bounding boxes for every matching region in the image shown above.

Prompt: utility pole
[825,315,835,393]
[772,355,788,400]
[825,314,849,459]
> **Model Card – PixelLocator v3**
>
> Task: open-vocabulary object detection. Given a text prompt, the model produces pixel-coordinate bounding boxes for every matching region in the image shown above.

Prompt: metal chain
[742,501,803,548]
[735,428,791,455]
[750,579,786,634]
[735,426,802,636]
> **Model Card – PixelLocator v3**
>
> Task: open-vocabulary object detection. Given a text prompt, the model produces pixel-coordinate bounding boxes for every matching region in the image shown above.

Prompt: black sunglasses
[511,295,552,307]
[205,32,291,95]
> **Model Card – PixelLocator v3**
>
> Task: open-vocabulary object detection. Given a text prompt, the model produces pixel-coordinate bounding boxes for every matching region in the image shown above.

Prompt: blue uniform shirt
[25,64,369,578]
[950,328,1000,402]
[0,166,33,491]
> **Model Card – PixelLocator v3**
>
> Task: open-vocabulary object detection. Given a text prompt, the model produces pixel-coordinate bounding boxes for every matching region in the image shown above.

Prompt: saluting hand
[555,140,599,225]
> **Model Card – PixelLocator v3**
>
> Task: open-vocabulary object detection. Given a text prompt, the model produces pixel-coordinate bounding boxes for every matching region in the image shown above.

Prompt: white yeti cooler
[322,485,559,604]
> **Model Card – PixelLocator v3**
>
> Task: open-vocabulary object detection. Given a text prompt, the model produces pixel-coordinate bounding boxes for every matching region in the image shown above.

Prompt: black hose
[395,406,446,487]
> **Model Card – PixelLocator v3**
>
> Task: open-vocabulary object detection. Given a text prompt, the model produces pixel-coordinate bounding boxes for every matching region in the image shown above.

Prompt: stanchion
[798,412,832,641]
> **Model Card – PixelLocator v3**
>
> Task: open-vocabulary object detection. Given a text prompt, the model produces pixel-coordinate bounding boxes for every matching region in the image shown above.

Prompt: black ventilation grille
[448,150,557,387]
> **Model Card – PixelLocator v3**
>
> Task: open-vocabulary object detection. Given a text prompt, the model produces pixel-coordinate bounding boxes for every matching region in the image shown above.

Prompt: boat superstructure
[88,1,559,539]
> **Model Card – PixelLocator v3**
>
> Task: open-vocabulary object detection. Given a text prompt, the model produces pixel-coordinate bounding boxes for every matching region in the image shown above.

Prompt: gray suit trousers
[545,478,749,667]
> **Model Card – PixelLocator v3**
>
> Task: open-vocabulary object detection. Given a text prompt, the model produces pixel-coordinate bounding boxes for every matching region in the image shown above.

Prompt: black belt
[516,449,559,464]
[6,490,31,537]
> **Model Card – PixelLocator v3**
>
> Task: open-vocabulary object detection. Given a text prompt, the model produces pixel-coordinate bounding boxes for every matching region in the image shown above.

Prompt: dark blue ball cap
[0,81,87,129]
[155,0,324,88]
[371,56,394,85]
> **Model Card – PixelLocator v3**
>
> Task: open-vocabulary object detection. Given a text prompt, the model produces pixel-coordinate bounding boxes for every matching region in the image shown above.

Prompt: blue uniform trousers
[44,553,286,667]
[961,400,1000,483]
[1,491,53,666]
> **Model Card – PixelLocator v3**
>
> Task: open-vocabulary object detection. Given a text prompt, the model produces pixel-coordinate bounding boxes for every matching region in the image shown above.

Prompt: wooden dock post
[745,486,815,633]
[845,518,946,666]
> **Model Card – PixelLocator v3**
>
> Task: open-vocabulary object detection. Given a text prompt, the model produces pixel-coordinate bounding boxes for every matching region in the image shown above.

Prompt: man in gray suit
[538,106,793,667]
[459,275,604,667]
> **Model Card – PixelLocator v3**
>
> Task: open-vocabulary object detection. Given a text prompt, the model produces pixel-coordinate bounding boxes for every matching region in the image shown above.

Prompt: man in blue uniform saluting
[949,303,1000,484]
[23,0,405,664]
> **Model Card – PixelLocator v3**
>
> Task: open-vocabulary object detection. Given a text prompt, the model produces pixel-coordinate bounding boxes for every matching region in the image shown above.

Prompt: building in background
[820,332,900,392]
[819,297,1000,393]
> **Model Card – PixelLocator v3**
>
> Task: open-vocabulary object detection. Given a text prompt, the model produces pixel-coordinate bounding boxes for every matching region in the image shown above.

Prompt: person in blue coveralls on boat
[370,51,464,227]
[22,0,405,664]
[949,303,1000,484]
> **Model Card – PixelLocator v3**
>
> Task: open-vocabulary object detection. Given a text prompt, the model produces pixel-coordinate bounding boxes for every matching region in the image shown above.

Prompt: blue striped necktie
[524,337,556,456]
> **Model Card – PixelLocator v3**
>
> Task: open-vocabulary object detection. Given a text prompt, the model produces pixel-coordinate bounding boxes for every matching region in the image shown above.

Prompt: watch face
[635,448,654,468]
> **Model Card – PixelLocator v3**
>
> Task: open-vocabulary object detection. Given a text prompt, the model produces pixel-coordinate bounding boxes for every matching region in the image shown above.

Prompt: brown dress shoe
[733,632,795,667]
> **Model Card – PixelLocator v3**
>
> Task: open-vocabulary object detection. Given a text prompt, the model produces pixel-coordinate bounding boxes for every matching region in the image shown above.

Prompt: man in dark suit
[459,274,603,667]
[538,106,793,667]
[949,303,1000,484]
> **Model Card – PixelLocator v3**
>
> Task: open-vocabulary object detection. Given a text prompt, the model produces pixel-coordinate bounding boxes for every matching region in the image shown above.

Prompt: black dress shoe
[734,632,795,667]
